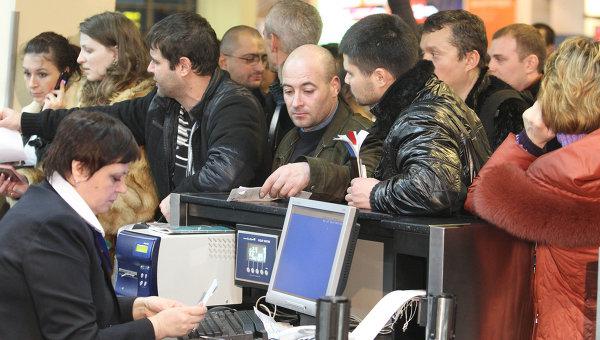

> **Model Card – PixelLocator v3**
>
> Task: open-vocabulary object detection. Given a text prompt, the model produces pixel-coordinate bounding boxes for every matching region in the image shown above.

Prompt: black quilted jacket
[369,61,491,216]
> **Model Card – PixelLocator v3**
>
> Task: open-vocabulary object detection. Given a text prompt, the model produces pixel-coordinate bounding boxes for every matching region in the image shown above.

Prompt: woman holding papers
[0,111,206,339]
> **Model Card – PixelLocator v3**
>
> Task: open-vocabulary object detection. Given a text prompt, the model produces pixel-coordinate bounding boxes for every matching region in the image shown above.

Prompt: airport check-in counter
[170,193,534,340]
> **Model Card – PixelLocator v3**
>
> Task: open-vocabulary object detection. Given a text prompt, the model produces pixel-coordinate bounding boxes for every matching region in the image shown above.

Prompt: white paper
[227,186,311,202]
[253,307,294,338]
[350,289,425,340]
[0,128,26,163]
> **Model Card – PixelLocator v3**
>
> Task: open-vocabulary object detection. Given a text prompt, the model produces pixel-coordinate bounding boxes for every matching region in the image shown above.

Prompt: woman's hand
[43,80,67,110]
[523,101,555,148]
[0,107,22,132]
[132,296,184,320]
[0,166,29,199]
[148,304,207,339]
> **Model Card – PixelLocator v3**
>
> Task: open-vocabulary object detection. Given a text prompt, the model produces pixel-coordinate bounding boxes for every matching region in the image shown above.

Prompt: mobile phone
[198,278,218,305]
[54,72,69,90]
[0,165,23,184]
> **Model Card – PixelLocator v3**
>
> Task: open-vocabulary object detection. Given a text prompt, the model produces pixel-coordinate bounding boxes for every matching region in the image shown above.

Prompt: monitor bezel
[265,197,357,316]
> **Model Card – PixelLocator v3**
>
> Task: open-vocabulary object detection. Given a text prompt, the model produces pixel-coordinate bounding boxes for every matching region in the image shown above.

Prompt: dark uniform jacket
[465,68,530,149]
[273,99,381,202]
[0,181,154,339]
[21,68,269,200]
[369,61,491,216]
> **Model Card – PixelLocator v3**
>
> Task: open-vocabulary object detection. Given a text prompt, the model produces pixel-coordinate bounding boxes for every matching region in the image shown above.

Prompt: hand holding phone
[198,278,218,306]
[0,164,29,199]
[54,72,69,90]
[44,72,68,110]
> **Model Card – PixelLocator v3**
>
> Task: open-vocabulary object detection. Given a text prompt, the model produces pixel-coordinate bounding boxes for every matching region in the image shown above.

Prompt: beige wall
[198,0,260,39]
[2,0,115,111]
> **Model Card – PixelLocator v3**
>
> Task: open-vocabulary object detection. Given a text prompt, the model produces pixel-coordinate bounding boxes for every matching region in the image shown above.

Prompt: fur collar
[370,60,435,140]
[471,161,600,248]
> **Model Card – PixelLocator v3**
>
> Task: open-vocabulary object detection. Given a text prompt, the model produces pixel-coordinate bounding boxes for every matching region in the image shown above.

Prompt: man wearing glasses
[219,25,269,110]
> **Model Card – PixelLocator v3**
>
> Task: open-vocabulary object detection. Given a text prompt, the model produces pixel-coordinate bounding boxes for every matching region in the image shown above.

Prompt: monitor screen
[266,198,358,316]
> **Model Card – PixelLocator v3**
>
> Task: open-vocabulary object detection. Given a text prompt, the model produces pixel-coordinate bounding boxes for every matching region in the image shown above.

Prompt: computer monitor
[266,197,359,316]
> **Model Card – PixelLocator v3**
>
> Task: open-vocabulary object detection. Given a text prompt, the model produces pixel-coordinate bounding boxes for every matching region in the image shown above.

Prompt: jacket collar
[48,172,104,236]
[188,67,225,121]
[279,98,353,161]
[370,60,435,139]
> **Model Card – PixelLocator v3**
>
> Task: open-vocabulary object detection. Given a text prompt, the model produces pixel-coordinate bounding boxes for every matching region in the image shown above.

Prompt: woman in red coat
[466,37,600,339]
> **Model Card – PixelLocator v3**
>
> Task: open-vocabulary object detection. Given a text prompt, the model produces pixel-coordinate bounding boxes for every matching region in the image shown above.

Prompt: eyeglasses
[223,53,268,66]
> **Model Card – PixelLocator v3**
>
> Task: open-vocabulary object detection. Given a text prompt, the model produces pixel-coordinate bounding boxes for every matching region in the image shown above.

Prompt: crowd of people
[0,1,598,339]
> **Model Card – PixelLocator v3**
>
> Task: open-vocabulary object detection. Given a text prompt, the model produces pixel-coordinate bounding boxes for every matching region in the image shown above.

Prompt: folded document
[227,186,311,202]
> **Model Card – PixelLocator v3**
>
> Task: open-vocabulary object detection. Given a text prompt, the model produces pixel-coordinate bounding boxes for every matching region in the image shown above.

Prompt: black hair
[422,10,489,69]
[339,14,419,79]
[23,32,81,79]
[146,12,218,76]
[43,111,140,179]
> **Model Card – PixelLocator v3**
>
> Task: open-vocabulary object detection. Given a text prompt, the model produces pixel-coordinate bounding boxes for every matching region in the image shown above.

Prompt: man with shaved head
[219,25,267,91]
[219,25,269,110]
[260,44,380,202]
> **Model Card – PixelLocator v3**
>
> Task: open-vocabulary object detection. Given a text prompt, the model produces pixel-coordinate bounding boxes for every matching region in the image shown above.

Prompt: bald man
[219,25,267,89]
[219,26,269,109]
[260,44,381,202]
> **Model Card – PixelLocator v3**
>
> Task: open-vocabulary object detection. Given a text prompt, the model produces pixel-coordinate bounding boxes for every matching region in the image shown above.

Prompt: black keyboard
[185,309,267,340]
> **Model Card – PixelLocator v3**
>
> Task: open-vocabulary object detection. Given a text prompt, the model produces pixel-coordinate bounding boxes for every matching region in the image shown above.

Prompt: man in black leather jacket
[0,13,268,219]
[341,14,491,216]
[420,10,531,150]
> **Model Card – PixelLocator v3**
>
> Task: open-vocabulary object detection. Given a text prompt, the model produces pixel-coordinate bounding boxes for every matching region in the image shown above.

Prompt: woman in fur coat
[465,37,600,339]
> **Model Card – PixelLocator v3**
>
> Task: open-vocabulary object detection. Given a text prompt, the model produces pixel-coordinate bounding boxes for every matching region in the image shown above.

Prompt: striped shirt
[173,107,192,186]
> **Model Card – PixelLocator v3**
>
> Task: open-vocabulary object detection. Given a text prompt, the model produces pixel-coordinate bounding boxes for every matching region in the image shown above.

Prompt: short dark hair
[493,24,546,73]
[146,12,218,76]
[220,25,262,54]
[533,22,556,48]
[422,10,489,69]
[43,111,140,179]
[23,32,81,79]
[339,14,419,79]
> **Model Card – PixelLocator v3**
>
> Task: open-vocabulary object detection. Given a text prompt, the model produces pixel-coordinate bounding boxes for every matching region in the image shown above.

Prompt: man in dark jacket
[262,0,323,154]
[488,24,546,102]
[218,25,269,111]
[341,14,491,216]
[0,13,268,219]
[259,45,381,202]
[421,10,530,149]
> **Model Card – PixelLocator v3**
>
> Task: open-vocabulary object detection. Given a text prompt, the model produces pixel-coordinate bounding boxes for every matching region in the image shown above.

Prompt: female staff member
[0,111,205,339]
[465,37,600,339]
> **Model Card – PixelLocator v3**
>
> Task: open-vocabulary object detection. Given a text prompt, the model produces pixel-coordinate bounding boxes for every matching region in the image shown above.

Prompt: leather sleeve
[21,89,156,146]
[174,94,267,193]
[370,108,465,216]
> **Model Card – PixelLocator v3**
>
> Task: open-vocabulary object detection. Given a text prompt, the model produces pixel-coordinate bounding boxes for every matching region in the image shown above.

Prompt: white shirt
[48,172,105,236]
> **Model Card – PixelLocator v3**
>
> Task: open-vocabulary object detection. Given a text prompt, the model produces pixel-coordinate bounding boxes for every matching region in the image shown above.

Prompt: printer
[115,224,242,306]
